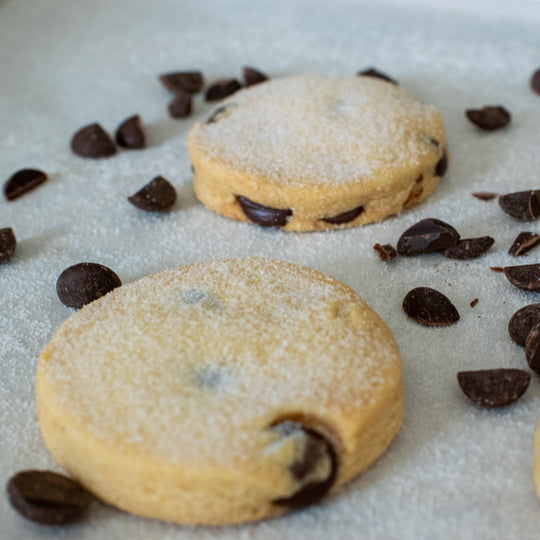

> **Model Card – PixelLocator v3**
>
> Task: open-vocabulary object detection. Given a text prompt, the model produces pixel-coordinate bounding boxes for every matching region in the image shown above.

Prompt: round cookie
[37,257,404,525]
[188,75,448,231]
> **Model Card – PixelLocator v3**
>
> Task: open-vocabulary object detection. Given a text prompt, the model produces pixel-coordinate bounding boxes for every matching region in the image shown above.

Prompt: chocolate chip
[115,115,145,149]
[402,287,459,326]
[71,123,116,158]
[397,218,459,256]
[57,262,122,309]
[159,71,203,94]
[7,470,91,525]
[457,369,530,408]
[373,243,398,262]
[470,298,479,308]
[530,68,540,95]
[238,196,292,227]
[168,93,192,118]
[128,176,177,212]
[243,66,268,87]
[4,169,48,201]
[472,192,497,201]
[465,106,511,130]
[271,421,338,510]
[504,264,540,292]
[0,228,16,263]
[206,105,230,124]
[508,304,540,346]
[508,232,540,256]
[499,190,540,221]
[526,323,540,374]
[357,67,397,85]
[442,236,494,260]
[205,79,242,102]
[322,205,364,225]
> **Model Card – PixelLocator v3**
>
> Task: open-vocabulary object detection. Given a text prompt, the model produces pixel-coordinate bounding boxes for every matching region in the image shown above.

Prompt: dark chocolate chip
[470,298,479,308]
[322,205,364,225]
[442,236,494,260]
[402,287,459,326]
[490,266,504,273]
[159,71,204,94]
[530,68,540,95]
[508,304,540,346]
[271,421,338,510]
[7,470,91,525]
[71,123,116,158]
[457,369,530,408]
[0,228,16,263]
[168,93,192,118]
[243,66,269,87]
[205,79,242,102]
[206,105,230,124]
[57,262,122,309]
[526,323,540,374]
[499,190,540,221]
[115,115,145,149]
[4,169,48,201]
[472,192,497,201]
[504,264,540,292]
[238,196,292,227]
[397,218,459,256]
[357,67,397,85]
[373,243,398,262]
[465,106,511,130]
[128,176,177,212]
[509,232,540,256]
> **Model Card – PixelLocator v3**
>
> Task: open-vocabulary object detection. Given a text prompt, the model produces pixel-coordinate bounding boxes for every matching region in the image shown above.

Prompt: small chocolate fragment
[470,298,479,308]
[271,421,338,510]
[435,149,448,177]
[57,262,122,309]
[7,470,91,525]
[206,105,230,124]
[357,67,397,85]
[115,115,145,149]
[0,228,16,262]
[504,264,540,292]
[465,106,511,130]
[128,176,177,212]
[509,232,540,256]
[397,218,459,256]
[205,79,242,102]
[374,243,398,262]
[530,68,540,95]
[457,369,530,408]
[442,236,494,260]
[472,192,497,201]
[499,190,540,221]
[159,71,203,94]
[509,304,540,346]
[490,266,504,273]
[402,287,459,326]
[168,93,192,118]
[238,196,292,227]
[526,323,540,374]
[322,205,364,225]
[71,123,116,158]
[243,67,268,87]
[4,169,48,201]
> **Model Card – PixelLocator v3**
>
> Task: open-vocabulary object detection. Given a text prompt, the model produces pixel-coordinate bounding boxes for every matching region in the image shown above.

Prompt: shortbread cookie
[36,257,404,525]
[188,75,448,231]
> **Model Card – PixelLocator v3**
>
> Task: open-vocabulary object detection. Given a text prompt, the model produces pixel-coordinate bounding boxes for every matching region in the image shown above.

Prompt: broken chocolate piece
[490,266,504,273]
[71,123,116,158]
[470,298,479,308]
[243,66,268,87]
[509,232,540,256]
[168,93,192,118]
[357,67,397,85]
[465,106,511,130]
[128,176,177,212]
[402,287,459,326]
[508,304,540,347]
[238,196,292,227]
[115,115,145,149]
[499,190,540,221]
[4,169,48,201]
[526,323,540,374]
[442,236,494,260]
[7,470,91,525]
[504,264,540,292]
[205,79,242,101]
[472,192,497,201]
[530,68,540,95]
[159,71,203,94]
[397,218,459,255]
[0,228,16,263]
[322,205,364,225]
[373,243,397,262]
[457,369,530,408]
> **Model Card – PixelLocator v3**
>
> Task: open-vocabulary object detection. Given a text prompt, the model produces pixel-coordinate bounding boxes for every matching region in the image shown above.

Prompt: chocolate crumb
[373,243,398,262]
[470,298,479,308]
[490,266,504,273]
